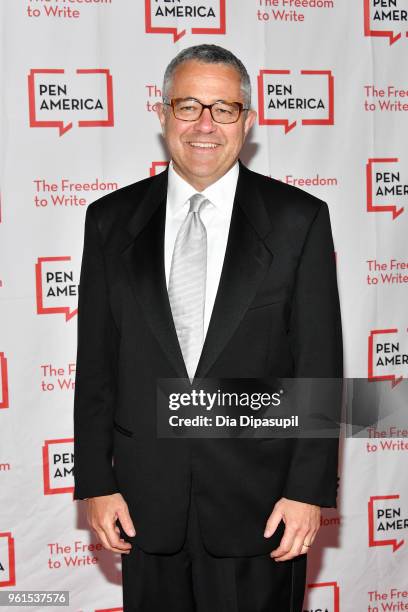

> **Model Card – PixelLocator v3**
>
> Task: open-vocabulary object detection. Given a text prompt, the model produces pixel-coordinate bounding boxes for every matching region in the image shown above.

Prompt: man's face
[157,60,257,191]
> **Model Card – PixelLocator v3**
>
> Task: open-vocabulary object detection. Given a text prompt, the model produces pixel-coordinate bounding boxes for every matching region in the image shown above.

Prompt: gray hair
[162,44,251,108]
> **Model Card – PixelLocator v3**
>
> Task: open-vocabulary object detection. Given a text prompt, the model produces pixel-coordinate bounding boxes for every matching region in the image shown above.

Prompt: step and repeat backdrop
[1,1,407,611]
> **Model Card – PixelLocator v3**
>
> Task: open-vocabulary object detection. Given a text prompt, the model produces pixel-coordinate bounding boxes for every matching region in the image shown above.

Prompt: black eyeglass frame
[162,97,249,124]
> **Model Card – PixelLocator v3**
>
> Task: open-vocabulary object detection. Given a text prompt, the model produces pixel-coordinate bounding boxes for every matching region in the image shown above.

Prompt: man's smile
[186,141,221,149]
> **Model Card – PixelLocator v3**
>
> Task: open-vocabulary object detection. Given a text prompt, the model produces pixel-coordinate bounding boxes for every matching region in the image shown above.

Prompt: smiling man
[157,57,256,190]
[74,45,343,611]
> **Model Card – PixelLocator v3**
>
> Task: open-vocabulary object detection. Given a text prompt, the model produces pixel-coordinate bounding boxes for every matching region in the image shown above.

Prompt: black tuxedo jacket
[73,161,343,556]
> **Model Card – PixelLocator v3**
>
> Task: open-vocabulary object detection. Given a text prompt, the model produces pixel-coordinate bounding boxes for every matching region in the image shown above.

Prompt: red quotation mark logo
[257,69,334,133]
[368,328,407,387]
[364,0,408,45]
[42,438,74,495]
[366,158,405,219]
[304,582,340,612]
[35,256,78,322]
[0,352,9,409]
[0,533,16,587]
[145,0,226,42]
[150,161,169,177]
[28,68,114,136]
[368,495,405,552]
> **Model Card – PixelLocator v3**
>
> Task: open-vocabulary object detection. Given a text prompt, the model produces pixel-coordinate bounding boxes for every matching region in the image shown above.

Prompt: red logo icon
[150,161,169,177]
[304,581,340,612]
[0,352,9,409]
[366,158,405,219]
[0,532,16,587]
[35,256,78,321]
[257,69,334,133]
[42,438,74,495]
[368,495,405,552]
[364,0,408,45]
[28,68,114,136]
[368,328,407,386]
[145,0,226,42]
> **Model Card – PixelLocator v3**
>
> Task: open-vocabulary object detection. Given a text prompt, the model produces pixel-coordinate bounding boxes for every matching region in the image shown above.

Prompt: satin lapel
[121,170,188,379]
[195,163,274,379]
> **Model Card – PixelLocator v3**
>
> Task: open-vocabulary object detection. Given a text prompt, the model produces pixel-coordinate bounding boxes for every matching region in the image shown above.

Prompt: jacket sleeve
[73,204,119,500]
[283,201,343,507]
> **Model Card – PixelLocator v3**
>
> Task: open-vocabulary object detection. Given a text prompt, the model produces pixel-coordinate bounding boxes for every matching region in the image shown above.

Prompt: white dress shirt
[164,160,239,338]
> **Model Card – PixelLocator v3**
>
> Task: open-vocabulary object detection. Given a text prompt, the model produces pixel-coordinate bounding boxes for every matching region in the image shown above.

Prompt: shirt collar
[167,160,239,214]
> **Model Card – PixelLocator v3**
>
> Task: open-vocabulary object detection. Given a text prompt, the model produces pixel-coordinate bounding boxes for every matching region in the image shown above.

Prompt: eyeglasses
[162,97,249,124]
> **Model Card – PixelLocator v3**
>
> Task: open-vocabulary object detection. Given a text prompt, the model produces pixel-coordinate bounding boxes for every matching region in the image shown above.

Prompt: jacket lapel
[195,163,274,379]
[121,169,189,378]
[121,162,274,381]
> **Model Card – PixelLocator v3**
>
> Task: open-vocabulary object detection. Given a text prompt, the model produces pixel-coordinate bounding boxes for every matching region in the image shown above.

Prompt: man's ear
[156,102,166,132]
[244,109,257,137]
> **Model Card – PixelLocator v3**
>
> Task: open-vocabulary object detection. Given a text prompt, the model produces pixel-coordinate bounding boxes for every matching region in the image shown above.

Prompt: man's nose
[195,107,216,132]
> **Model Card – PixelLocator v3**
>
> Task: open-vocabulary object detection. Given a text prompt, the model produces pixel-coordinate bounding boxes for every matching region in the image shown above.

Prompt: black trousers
[121,494,307,612]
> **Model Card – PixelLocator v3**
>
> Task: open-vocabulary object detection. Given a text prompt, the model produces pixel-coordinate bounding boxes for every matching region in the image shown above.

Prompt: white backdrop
[1,1,408,611]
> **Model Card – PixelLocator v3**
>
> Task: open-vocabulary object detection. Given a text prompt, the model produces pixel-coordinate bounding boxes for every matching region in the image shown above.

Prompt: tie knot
[188,193,208,214]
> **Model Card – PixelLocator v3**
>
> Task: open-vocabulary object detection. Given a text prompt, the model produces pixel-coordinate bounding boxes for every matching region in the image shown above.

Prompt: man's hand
[86,493,136,554]
[264,497,320,562]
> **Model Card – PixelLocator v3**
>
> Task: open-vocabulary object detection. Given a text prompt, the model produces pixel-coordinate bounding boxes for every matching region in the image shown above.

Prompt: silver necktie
[168,193,209,380]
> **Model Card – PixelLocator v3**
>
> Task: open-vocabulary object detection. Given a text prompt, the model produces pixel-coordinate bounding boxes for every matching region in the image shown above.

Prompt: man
[74,44,343,611]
